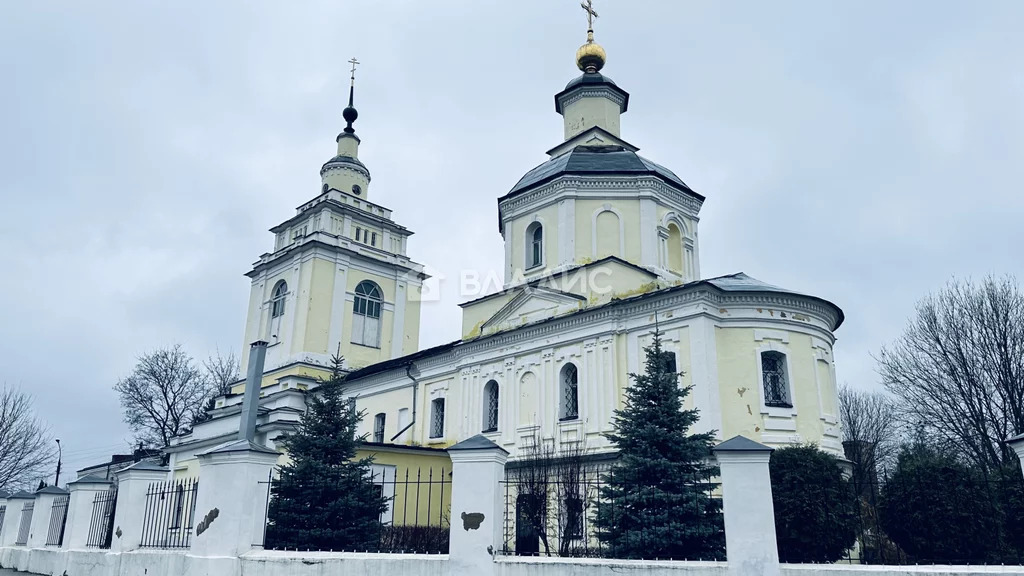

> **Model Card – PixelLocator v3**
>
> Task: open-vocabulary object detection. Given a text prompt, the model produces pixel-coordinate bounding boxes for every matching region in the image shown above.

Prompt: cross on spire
[580,0,599,33]
[348,57,360,85]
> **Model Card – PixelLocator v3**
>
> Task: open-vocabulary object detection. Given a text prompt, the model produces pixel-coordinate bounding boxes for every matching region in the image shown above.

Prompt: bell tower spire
[322,57,371,199]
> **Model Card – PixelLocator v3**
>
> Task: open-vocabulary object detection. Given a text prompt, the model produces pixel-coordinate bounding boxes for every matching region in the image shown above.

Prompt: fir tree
[594,328,724,560]
[265,355,387,551]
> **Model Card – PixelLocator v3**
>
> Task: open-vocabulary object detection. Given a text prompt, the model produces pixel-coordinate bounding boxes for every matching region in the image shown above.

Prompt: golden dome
[575,31,606,72]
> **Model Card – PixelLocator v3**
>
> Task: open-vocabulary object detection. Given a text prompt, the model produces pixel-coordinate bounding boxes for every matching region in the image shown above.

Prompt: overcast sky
[2,1,1023,480]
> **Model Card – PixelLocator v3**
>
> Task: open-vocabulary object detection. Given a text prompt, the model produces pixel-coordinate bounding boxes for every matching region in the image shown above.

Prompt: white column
[111,462,169,553]
[447,435,509,576]
[64,477,114,550]
[27,488,66,548]
[188,440,280,559]
[1009,433,1024,476]
[0,494,30,546]
[713,435,780,576]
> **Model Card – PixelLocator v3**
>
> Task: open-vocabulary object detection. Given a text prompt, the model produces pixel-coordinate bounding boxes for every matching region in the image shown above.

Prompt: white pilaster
[188,440,280,559]
[27,488,65,548]
[64,477,114,550]
[391,280,408,358]
[0,494,30,546]
[689,314,722,438]
[713,436,780,576]
[639,198,657,267]
[447,435,509,576]
[327,262,350,358]
[558,197,575,267]
[111,462,169,553]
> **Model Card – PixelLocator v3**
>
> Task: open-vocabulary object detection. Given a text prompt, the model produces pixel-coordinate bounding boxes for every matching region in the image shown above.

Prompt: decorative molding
[556,87,628,112]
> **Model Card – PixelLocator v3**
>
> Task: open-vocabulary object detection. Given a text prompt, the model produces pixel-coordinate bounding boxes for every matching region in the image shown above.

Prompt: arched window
[761,351,791,408]
[352,280,383,348]
[271,281,287,318]
[666,223,684,276]
[560,363,579,420]
[373,413,386,443]
[483,380,499,432]
[526,222,543,269]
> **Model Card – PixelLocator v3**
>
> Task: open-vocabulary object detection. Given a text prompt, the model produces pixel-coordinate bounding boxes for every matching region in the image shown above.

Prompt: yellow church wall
[714,327,827,447]
[715,327,766,439]
[402,296,422,355]
[461,292,517,339]
[359,447,451,527]
[508,204,560,275]
[353,386,414,442]
[287,264,315,357]
[572,199,643,265]
[300,258,336,356]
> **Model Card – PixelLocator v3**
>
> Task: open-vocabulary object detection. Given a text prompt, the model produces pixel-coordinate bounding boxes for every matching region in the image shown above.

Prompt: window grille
[352,280,383,347]
[430,398,445,439]
[374,412,386,443]
[561,364,579,420]
[270,281,287,318]
[761,351,791,408]
[483,381,499,432]
[15,501,33,546]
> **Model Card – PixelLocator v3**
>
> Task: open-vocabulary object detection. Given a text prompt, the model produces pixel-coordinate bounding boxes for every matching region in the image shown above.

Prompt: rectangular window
[373,413,386,443]
[430,398,445,439]
[371,232,377,246]
[658,351,678,383]
[355,227,362,242]
[762,351,792,408]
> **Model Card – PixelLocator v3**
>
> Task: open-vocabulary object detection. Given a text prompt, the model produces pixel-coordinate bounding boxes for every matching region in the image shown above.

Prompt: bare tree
[0,385,54,492]
[203,348,240,395]
[190,349,241,426]
[838,385,902,508]
[114,345,207,447]
[877,275,1024,473]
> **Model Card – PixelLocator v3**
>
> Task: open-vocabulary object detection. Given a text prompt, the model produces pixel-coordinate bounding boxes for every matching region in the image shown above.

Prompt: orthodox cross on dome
[348,57,360,86]
[580,0,599,34]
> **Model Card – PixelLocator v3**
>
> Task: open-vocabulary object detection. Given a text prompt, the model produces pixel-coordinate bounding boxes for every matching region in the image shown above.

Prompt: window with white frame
[761,351,791,408]
[526,222,543,269]
[430,398,445,439]
[483,380,499,432]
[351,280,383,348]
[270,280,287,318]
[373,412,386,443]
[560,363,579,420]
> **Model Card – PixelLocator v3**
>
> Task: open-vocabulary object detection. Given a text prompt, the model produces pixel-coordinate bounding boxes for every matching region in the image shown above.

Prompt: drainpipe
[390,362,420,442]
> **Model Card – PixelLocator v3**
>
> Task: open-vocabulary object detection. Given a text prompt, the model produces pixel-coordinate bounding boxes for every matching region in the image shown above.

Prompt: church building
[165,16,844,477]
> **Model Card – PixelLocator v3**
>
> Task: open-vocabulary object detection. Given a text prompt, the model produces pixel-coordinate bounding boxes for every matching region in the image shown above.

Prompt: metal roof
[505,145,699,199]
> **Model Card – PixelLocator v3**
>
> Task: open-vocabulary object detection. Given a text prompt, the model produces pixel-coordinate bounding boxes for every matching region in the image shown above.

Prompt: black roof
[554,72,630,114]
[503,145,701,199]
[321,155,367,172]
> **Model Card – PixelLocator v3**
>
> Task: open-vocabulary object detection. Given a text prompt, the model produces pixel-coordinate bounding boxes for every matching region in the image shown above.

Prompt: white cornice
[500,176,704,224]
[346,284,838,389]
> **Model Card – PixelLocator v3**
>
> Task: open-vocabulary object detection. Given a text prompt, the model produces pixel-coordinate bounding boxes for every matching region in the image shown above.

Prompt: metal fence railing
[0,504,6,535]
[16,501,34,546]
[86,487,118,549]
[261,466,452,553]
[500,463,724,560]
[140,478,199,549]
[45,495,70,547]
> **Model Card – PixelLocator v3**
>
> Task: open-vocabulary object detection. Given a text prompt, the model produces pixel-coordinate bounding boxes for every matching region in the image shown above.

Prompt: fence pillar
[188,439,279,561]
[111,461,169,553]
[0,493,7,544]
[64,476,114,550]
[713,436,780,576]
[0,492,31,547]
[1009,433,1024,476]
[28,487,67,548]
[447,435,508,576]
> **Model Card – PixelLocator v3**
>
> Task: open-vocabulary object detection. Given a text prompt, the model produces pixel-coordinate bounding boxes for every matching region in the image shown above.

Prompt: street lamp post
[54,438,62,487]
